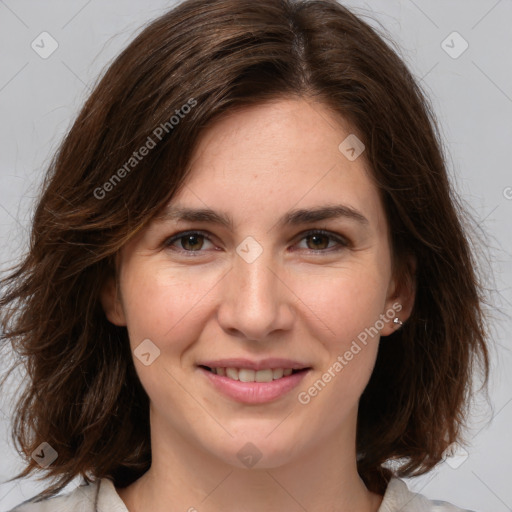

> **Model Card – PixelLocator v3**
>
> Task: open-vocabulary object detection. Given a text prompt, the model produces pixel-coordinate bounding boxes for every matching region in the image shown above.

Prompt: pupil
[184,235,202,251]
[309,234,327,250]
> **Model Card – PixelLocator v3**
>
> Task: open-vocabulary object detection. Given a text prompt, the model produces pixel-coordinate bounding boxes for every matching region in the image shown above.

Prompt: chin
[203,429,304,470]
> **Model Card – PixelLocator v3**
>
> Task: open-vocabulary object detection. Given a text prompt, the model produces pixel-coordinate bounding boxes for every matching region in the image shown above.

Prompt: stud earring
[393,317,403,327]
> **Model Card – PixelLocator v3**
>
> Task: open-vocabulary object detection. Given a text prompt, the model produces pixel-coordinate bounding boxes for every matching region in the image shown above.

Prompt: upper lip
[197,358,311,371]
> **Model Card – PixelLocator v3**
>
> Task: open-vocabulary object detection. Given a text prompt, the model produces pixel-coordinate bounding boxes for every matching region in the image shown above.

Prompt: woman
[0,0,490,510]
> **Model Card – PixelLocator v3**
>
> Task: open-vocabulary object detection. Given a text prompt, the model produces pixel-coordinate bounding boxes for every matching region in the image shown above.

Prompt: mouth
[197,361,312,404]
[199,365,309,382]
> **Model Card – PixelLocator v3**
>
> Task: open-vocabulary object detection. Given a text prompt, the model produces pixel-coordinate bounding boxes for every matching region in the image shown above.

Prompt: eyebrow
[156,204,369,230]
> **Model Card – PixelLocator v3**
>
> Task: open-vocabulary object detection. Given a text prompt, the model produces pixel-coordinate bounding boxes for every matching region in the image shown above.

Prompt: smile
[198,365,311,404]
[200,366,305,382]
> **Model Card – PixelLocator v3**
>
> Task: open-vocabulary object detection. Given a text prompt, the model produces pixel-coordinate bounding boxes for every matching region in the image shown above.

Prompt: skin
[101,97,414,512]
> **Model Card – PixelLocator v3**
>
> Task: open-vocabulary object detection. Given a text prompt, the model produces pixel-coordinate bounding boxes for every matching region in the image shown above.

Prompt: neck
[117,406,383,512]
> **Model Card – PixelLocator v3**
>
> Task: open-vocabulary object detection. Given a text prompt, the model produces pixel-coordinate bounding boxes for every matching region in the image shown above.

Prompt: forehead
[170,98,387,233]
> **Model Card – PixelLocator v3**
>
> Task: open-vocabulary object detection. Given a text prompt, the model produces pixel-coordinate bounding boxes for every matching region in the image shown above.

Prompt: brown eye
[180,234,205,251]
[305,233,330,250]
[296,230,349,252]
[164,231,215,253]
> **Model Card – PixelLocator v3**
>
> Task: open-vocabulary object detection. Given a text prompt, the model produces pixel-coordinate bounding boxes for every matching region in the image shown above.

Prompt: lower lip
[198,367,310,404]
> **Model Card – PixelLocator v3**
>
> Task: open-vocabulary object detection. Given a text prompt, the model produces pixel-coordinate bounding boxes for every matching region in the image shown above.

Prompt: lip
[198,366,311,404]
[197,358,310,371]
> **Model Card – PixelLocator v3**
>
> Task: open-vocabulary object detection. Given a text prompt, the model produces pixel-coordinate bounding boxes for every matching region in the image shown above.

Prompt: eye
[164,231,216,254]
[163,229,349,256]
[294,229,349,252]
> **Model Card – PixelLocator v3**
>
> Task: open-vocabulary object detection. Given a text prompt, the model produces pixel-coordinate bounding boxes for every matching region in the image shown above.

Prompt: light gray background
[0,1,511,511]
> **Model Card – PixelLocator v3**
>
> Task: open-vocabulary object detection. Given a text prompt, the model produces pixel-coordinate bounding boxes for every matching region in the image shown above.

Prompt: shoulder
[7,478,128,512]
[7,476,477,512]
[379,477,478,512]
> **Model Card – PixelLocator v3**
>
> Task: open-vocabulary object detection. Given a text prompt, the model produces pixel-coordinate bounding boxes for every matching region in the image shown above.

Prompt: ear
[99,274,127,326]
[380,255,416,336]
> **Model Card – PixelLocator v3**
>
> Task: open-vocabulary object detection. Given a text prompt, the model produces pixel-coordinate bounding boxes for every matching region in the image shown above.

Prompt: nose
[216,247,295,341]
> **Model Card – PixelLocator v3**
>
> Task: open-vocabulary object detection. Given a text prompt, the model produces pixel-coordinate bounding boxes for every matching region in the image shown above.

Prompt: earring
[393,317,403,327]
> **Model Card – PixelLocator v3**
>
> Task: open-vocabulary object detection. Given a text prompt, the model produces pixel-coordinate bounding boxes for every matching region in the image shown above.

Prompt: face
[101,97,412,469]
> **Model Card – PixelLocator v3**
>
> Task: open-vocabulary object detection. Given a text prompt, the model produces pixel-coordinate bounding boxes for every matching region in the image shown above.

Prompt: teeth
[273,368,284,379]
[239,369,255,382]
[254,369,274,382]
[210,367,300,382]
[226,367,239,380]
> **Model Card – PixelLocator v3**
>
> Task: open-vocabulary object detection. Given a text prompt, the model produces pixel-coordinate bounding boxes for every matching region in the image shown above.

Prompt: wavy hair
[0,0,490,500]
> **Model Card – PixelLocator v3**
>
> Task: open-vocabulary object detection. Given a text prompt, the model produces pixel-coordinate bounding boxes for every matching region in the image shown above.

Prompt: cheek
[296,263,390,347]
[293,262,390,397]
[118,264,218,424]
[293,277,386,426]
[119,263,218,355]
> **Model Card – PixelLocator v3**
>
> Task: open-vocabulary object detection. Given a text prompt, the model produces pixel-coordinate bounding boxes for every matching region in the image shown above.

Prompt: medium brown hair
[0,0,490,500]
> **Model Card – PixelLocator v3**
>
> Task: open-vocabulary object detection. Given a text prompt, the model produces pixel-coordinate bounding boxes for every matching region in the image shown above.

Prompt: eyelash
[163,229,350,256]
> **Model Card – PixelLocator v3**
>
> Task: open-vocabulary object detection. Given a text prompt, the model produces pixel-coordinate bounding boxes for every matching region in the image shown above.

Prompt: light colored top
[7,476,476,512]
